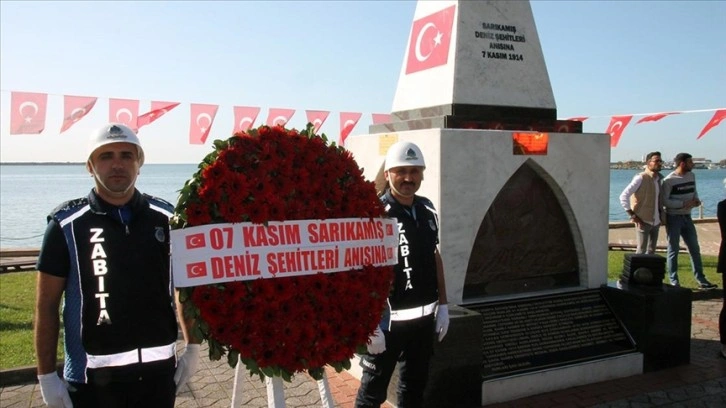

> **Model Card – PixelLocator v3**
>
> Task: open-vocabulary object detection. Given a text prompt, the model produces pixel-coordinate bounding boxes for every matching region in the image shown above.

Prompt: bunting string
[2,89,723,147]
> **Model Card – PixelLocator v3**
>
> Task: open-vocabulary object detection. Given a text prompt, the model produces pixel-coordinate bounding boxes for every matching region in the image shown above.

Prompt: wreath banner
[170,218,399,287]
[171,124,394,381]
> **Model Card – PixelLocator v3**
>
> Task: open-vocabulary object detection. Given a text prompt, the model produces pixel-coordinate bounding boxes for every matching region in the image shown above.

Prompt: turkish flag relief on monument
[405,5,456,74]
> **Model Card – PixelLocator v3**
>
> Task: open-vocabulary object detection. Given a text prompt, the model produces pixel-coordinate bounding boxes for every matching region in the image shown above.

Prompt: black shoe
[698,282,718,290]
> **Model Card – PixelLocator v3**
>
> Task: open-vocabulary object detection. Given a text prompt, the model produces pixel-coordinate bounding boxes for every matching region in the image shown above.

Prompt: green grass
[0,255,720,370]
[0,271,63,370]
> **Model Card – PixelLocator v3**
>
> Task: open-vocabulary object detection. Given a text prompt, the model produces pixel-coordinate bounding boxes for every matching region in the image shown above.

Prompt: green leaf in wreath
[260,366,275,378]
[227,349,239,368]
[208,338,224,361]
[308,367,324,381]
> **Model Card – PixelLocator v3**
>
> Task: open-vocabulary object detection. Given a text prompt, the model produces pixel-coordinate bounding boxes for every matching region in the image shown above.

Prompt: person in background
[661,152,717,289]
[355,141,449,408]
[717,178,725,359]
[34,123,200,407]
[619,151,664,254]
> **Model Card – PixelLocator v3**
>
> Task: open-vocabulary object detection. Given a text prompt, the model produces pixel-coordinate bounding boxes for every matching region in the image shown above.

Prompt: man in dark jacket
[355,141,449,408]
[34,123,200,407]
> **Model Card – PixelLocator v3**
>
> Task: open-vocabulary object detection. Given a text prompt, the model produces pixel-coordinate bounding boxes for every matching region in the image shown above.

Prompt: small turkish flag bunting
[189,103,219,145]
[10,91,48,134]
[233,106,261,133]
[605,115,633,147]
[137,101,180,131]
[60,95,97,133]
[305,110,330,133]
[696,109,726,140]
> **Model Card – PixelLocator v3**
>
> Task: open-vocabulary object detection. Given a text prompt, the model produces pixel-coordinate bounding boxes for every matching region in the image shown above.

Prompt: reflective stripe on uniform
[389,301,437,321]
[86,342,176,369]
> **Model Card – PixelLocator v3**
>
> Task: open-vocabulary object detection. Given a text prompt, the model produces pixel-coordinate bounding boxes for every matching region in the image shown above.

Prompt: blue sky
[1,1,724,164]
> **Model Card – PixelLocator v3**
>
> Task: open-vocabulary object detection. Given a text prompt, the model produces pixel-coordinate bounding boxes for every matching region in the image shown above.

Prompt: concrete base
[349,344,643,407]
[481,353,644,405]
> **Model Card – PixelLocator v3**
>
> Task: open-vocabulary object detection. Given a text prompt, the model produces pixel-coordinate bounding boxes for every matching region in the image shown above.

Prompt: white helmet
[384,141,425,171]
[87,123,144,166]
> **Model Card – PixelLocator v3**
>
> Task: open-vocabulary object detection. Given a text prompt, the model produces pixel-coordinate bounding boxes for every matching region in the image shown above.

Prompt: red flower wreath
[171,124,393,381]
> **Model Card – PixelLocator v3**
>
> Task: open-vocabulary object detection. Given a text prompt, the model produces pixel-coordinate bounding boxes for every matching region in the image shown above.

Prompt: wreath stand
[230,360,335,408]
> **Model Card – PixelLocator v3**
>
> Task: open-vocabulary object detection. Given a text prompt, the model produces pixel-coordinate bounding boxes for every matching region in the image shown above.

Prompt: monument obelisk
[370,0,580,134]
[346,1,644,406]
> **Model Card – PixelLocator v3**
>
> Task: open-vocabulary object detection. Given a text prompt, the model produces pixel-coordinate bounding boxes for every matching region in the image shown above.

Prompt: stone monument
[345,0,645,405]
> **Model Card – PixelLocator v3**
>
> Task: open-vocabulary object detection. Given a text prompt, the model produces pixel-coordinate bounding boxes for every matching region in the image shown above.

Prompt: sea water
[1,164,725,249]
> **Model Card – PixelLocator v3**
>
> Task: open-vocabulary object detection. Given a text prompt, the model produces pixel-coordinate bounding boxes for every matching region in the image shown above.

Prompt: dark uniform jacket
[381,190,440,318]
[37,189,177,384]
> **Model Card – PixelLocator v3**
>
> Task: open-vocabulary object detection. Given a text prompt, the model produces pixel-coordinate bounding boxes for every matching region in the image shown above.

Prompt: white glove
[37,372,72,408]
[174,343,200,393]
[367,326,386,355]
[435,304,450,342]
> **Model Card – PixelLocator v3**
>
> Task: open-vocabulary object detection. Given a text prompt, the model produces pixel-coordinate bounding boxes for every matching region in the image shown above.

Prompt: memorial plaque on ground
[469,289,636,379]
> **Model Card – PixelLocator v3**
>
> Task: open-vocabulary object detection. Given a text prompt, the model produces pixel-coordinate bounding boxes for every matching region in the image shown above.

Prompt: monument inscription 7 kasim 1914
[475,22,526,61]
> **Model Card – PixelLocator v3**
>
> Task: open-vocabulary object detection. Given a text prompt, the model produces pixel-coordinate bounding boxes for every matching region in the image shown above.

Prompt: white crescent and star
[187,263,206,277]
[115,108,133,124]
[272,115,288,126]
[186,234,205,249]
[239,117,253,130]
[609,121,624,135]
[70,107,86,121]
[414,22,442,62]
[19,101,39,121]
[342,119,356,131]
[312,118,323,131]
[197,113,213,132]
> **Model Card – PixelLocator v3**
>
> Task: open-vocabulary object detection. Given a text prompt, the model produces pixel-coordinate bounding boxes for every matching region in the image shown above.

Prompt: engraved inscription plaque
[469,290,636,379]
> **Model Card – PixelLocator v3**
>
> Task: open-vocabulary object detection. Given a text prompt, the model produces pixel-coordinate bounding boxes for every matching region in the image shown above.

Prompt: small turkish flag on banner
[372,113,392,125]
[189,104,219,145]
[233,106,261,133]
[186,262,208,278]
[266,108,295,127]
[60,95,97,133]
[339,112,362,145]
[185,233,207,250]
[305,110,330,133]
[565,117,588,122]
[10,91,48,134]
[636,112,679,124]
[108,98,139,129]
[137,101,180,130]
[405,4,456,74]
[605,115,633,147]
[697,109,726,139]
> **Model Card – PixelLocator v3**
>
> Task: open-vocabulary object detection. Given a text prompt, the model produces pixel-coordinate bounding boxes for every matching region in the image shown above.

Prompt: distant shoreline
[0,162,195,165]
[1,162,84,165]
